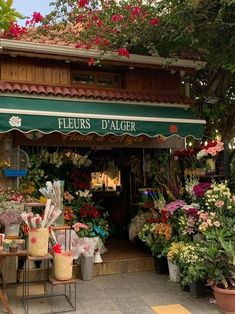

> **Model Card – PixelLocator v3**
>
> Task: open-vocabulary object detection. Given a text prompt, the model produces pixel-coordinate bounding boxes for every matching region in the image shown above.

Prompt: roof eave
[0,39,206,70]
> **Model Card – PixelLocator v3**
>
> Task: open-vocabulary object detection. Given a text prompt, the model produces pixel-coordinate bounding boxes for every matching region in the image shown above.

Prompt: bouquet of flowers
[64,190,109,242]
[0,190,25,225]
[196,140,224,160]
[203,181,235,215]
[138,222,171,257]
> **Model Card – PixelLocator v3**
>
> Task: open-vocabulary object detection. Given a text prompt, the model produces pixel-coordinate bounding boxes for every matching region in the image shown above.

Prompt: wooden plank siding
[0,56,180,93]
[1,57,70,85]
[125,69,180,93]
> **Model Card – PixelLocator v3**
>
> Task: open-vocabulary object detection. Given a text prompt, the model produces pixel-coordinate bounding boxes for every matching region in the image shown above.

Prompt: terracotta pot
[213,285,235,314]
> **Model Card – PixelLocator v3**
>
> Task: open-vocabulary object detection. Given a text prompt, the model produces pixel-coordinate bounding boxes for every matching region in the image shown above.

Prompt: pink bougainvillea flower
[131,6,141,16]
[111,14,124,23]
[78,0,89,7]
[32,12,44,23]
[88,58,95,67]
[149,17,159,25]
[118,47,130,58]
[214,200,224,208]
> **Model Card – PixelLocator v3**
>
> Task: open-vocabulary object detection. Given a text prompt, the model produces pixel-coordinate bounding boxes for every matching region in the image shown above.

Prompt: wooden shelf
[27,253,53,262]
[0,250,28,257]
[49,276,76,285]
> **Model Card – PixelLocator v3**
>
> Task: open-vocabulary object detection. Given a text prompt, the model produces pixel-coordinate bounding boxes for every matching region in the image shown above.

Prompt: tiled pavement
[5,271,220,314]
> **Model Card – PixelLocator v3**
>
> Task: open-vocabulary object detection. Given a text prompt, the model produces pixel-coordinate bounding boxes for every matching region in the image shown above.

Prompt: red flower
[111,14,124,22]
[118,47,130,58]
[169,124,178,133]
[8,23,26,39]
[88,58,95,67]
[149,17,159,26]
[32,12,44,23]
[131,7,141,16]
[78,0,89,7]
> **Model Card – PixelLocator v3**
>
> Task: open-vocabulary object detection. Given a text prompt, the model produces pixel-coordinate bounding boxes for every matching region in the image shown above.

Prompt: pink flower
[88,58,95,67]
[118,47,130,58]
[131,7,141,16]
[111,14,124,22]
[208,146,218,156]
[72,222,89,232]
[32,12,43,23]
[149,17,159,25]
[232,195,235,202]
[214,200,224,208]
[78,0,89,7]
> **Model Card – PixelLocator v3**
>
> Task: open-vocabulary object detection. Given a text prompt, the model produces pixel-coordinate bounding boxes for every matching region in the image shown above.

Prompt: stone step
[17,256,154,282]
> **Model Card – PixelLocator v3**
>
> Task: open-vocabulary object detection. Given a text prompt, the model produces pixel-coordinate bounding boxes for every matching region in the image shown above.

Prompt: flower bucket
[154,256,169,275]
[54,251,73,281]
[28,228,49,257]
[80,255,94,281]
[167,259,180,283]
[5,223,20,239]
[189,280,206,298]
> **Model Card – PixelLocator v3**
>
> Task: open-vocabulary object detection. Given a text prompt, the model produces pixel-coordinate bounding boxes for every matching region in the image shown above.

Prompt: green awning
[0,96,205,138]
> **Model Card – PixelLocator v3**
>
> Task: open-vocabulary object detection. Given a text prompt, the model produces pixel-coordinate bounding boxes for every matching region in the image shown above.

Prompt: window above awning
[0,96,205,139]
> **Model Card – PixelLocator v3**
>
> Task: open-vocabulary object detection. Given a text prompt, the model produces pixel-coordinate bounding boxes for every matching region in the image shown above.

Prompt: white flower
[9,116,21,127]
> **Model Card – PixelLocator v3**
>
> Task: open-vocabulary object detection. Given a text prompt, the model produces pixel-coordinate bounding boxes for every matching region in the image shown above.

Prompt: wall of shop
[0,56,180,93]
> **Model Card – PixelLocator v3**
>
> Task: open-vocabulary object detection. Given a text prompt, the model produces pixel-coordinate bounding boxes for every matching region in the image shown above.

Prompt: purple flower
[186,207,199,217]
[166,200,186,213]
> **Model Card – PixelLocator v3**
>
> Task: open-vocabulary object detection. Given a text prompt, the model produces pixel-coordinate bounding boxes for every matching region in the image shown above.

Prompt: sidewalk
[5,271,220,314]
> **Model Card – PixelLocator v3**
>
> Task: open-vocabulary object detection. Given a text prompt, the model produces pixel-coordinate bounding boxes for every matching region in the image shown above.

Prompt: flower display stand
[23,226,77,313]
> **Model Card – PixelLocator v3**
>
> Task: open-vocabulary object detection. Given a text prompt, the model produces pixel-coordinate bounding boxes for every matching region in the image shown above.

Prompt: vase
[54,251,73,281]
[80,255,94,281]
[28,228,49,257]
[154,256,169,274]
[206,158,216,174]
[213,285,235,314]
[167,259,180,282]
[189,280,206,298]
[4,223,20,239]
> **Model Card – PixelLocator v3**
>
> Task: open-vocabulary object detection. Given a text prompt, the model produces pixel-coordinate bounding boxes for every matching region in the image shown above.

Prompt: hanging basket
[3,168,28,177]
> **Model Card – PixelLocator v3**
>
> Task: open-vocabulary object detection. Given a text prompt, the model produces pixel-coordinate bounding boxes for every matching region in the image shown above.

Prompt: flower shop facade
[0,39,205,242]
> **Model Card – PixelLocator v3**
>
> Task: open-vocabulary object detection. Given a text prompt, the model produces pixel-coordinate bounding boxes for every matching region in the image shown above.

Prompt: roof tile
[0,80,192,105]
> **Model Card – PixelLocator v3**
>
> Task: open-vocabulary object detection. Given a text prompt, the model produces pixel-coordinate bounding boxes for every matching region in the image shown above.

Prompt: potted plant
[0,190,25,238]
[178,242,208,297]
[167,241,185,282]
[200,181,235,312]
[138,222,171,274]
